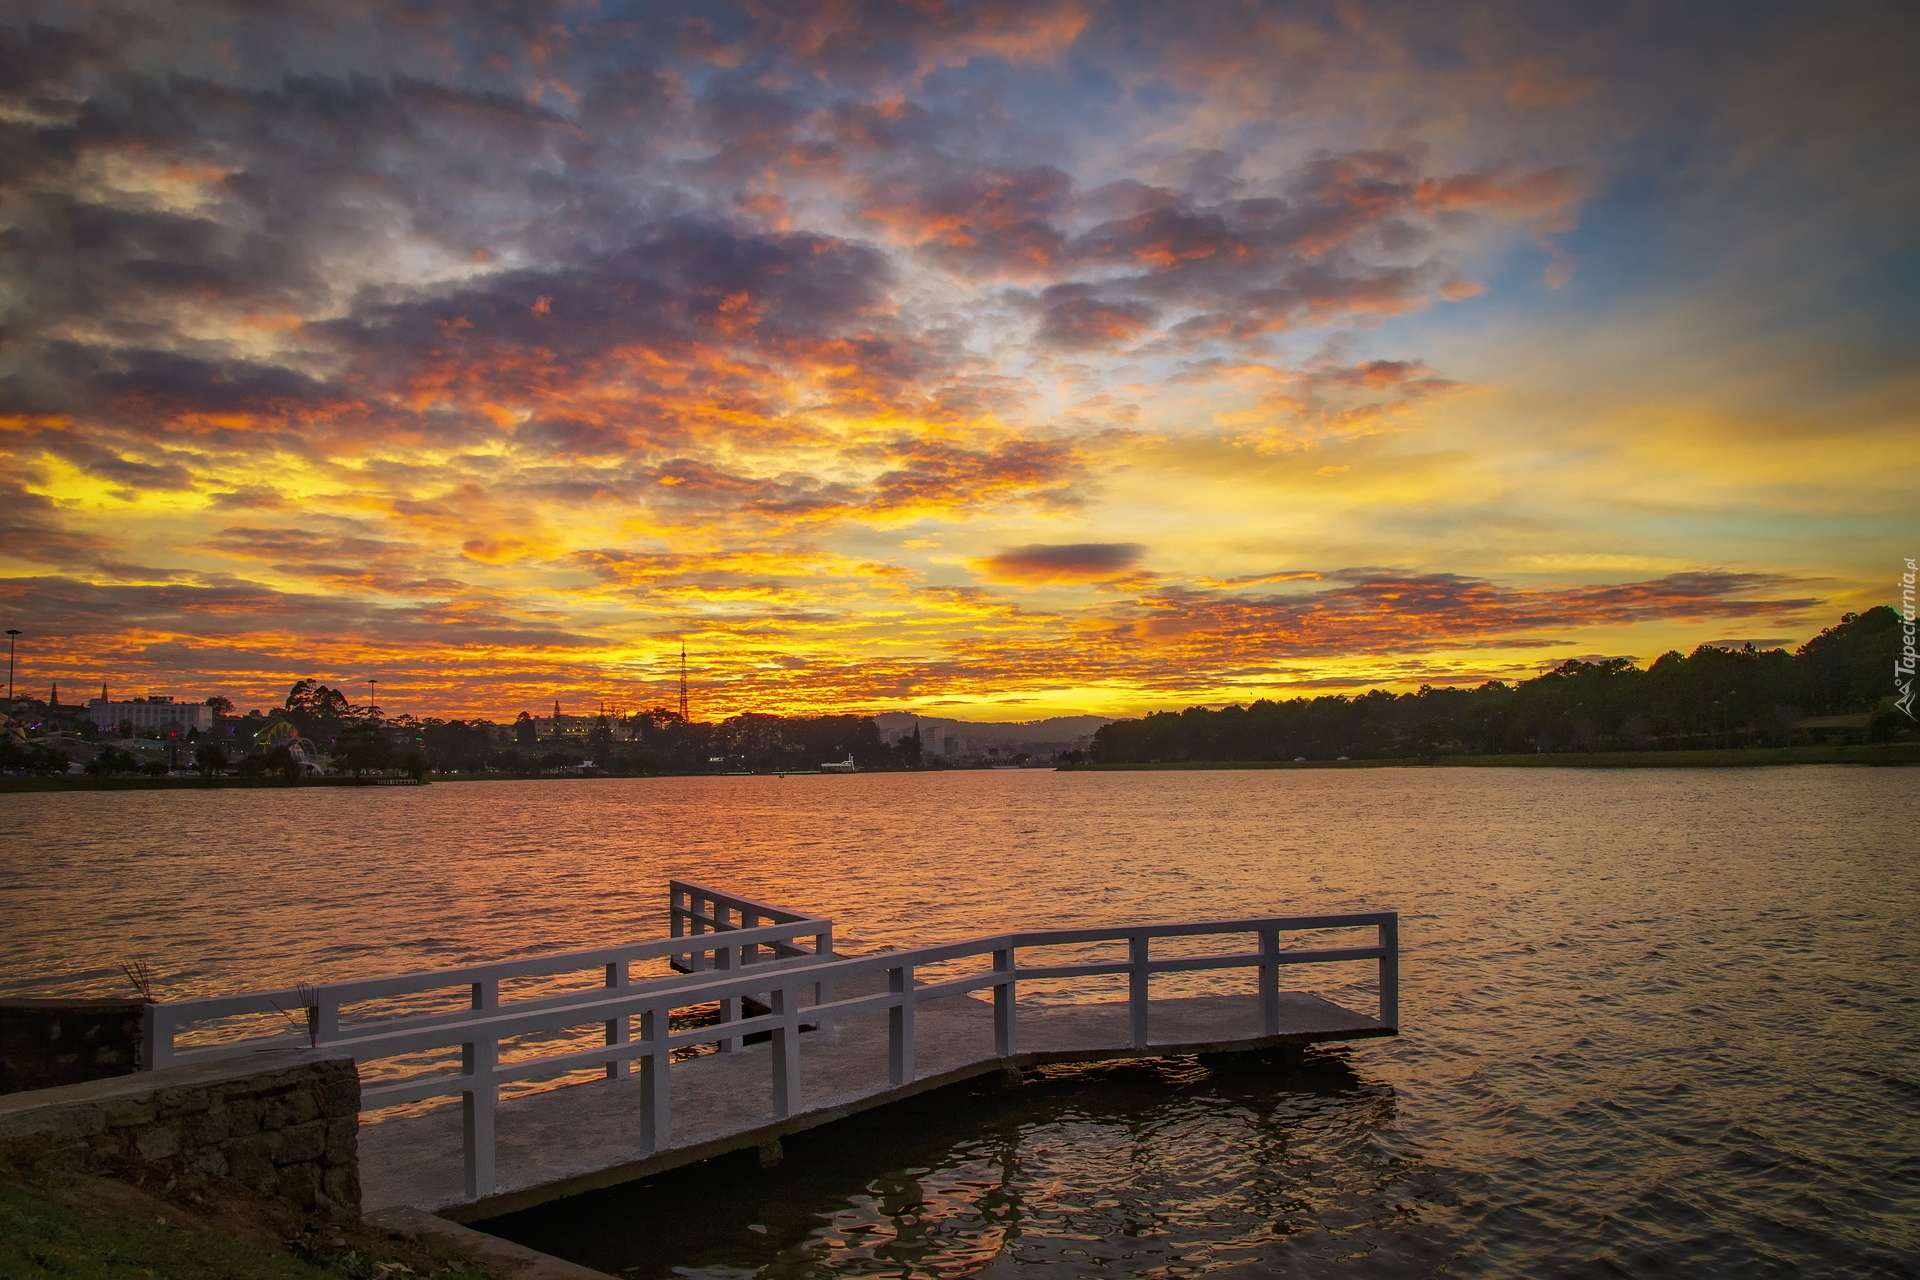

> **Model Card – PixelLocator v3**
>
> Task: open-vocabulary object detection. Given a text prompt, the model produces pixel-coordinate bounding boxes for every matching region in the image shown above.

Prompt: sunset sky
[2,1,1914,721]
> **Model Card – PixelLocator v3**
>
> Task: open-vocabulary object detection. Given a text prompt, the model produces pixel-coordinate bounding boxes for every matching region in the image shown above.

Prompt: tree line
[1090,607,1909,764]
[195,684,927,778]
[19,686,924,780]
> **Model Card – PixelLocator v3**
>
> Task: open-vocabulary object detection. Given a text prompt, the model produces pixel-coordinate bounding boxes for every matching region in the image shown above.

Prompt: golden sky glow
[1,1,1914,720]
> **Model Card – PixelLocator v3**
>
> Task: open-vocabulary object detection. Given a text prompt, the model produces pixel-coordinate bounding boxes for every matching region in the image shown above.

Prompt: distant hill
[872,712,1112,746]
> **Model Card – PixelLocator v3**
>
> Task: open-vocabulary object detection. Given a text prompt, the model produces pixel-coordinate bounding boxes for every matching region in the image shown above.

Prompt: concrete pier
[363,988,1389,1220]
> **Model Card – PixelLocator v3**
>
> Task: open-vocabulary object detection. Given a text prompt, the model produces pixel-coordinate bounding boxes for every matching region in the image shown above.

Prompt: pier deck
[365,988,1388,1219]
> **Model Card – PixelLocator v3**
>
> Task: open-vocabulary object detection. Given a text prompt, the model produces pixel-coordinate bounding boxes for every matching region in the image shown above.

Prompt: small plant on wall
[271,982,323,1048]
[118,958,158,1003]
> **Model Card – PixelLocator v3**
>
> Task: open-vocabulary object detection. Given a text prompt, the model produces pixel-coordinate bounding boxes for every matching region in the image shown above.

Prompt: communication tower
[679,644,689,721]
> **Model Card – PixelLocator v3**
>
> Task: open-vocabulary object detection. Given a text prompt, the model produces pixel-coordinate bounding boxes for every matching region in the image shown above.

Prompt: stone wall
[0,998,146,1094]
[0,1048,360,1217]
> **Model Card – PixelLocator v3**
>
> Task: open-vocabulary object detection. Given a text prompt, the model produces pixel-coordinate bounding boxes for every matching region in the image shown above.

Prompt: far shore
[1057,742,1920,771]
[1,741,1914,792]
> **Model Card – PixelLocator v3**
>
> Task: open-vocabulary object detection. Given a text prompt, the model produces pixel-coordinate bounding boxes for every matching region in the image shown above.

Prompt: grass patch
[0,1173,493,1280]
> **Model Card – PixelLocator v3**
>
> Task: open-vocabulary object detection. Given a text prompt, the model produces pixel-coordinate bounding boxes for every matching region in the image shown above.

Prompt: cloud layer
[1,0,1911,716]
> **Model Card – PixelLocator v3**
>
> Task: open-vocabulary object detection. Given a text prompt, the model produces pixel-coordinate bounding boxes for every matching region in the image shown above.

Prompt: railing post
[814,924,835,1007]
[461,1034,497,1200]
[669,883,687,970]
[1129,934,1150,1049]
[888,964,915,1085]
[471,977,498,1013]
[1259,927,1281,1037]
[742,912,759,965]
[639,1005,671,1154]
[140,1002,166,1070]
[993,944,1016,1058]
[315,986,340,1044]
[715,945,737,1053]
[1378,915,1400,1030]
[711,901,732,970]
[604,960,629,1078]
[770,983,800,1117]
[695,890,718,971]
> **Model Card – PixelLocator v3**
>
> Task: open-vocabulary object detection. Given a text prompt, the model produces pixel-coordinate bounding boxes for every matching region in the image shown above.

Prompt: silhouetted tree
[87,746,142,776]
[194,738,226,779]
[1091,607,1910,763]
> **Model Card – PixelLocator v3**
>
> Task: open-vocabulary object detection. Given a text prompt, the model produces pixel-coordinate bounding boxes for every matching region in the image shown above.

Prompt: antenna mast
[679,643,689,721]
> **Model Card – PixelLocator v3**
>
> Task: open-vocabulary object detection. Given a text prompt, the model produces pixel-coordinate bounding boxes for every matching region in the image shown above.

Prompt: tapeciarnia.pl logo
[1899,557,1917,719]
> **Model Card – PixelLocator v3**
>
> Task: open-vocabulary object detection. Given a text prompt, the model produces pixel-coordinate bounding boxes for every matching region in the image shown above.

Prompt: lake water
[3,768,1916,1276]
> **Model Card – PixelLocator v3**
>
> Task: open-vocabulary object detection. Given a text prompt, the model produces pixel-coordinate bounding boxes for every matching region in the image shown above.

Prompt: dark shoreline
[1057,743,1920,770]
[2,741,1915,791]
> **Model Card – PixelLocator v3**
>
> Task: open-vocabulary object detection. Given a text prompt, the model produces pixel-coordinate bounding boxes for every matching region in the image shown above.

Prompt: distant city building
[528,701,592,741]
[83,688,210,734]
[522,701,635,742]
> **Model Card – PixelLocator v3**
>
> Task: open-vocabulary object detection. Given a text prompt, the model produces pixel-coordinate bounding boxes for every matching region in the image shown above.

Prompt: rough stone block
[0,1113,60,1152]
[280,1159,321,1208]
[285,1089,320,1125]
[274,1120,327,1166]
[30,1143,88,1177]
[321,1163,362,1213]
[259,1096,295,1131]
[226,1133,276,1185]
[155,1085,211,1118]
[1,1049,359,1215]
[100,1098,158,1128]
[224,1098,262,1136]
[133,1124,180,1162]
[81,1128,125,1158]
[323,1116,356,1164]
[320,1075,360,1118]
[54,1108,107,1142]
[184,1109,230,1146]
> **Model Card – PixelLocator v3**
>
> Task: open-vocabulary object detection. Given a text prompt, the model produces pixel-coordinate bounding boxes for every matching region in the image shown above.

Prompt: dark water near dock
[3,768,1916,1276]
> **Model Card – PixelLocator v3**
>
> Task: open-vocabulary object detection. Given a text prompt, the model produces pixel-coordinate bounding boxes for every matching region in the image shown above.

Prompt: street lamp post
[367,678,378,717]
[4,629,18,702]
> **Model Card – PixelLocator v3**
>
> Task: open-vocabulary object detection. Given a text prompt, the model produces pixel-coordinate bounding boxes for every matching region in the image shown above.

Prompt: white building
[84,694,210,734]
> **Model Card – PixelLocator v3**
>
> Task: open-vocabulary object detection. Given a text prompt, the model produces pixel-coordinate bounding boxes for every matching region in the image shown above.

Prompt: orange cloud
[1507,56,1598,107]
[1415,166,1581,218]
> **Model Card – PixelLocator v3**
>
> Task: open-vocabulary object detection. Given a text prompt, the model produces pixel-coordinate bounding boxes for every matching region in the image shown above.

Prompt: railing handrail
[150,911,1394,1070]
[146,880,832,1068]
[667,878,821,927]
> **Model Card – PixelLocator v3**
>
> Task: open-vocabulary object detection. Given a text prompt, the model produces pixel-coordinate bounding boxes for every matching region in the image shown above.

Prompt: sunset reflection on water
[4,767,1915,1274]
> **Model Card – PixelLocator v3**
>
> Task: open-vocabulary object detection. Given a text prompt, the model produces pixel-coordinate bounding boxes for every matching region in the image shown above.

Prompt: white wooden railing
[141,888,1396,1204]
[142,880,831,1074]
[668,879,832,972]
